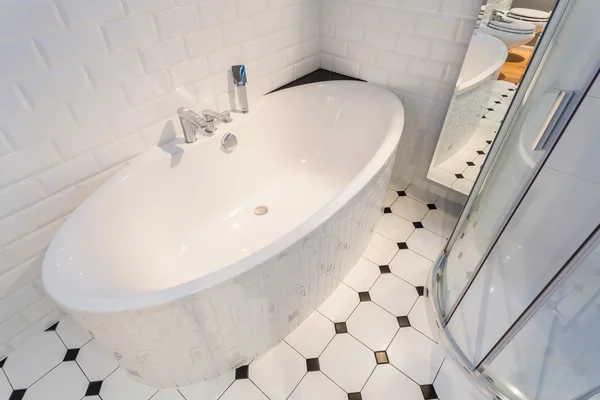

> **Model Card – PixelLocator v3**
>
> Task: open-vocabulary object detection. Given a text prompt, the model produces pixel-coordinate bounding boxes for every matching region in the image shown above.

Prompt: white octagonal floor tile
[344,258,380,292]
[387,327,444,385]
[77,339,118,381]
[56,316,93,348]
[409,297,437,342]
[362,364,423,400]
[318,283,359,322]
[288,372,346,400]
[346,302,399,351]
[376,213,415,243]
[407,228,447,261]
[23,362,88,400]
[220,380,268,400]
[286,311,335,358]
[177,369,234,400]
[462,166,480,182]
[438,157,469,175]
[421,210,458,239]
[434,360,487,400]
[4,332,66,389]
[250,341,306,400]
[389,249,433,287]
[391,196,429,222]
[384,189,399,207]
[369,274,418,316]
[100,368,157,400]
[0,372,11,399]
[319,334,376,393]
[151,390,186,400]
[363,233,398,265]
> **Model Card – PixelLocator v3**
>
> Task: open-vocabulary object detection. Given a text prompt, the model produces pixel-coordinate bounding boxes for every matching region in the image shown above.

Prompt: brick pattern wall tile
[73,151,396,388]
[0,0,320,358]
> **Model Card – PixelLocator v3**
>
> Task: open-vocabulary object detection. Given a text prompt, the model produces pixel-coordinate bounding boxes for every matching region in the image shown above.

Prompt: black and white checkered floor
[429,80,518,194]
[0,181,485,400]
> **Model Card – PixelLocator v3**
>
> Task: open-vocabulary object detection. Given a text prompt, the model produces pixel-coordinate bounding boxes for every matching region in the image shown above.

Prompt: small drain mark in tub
[254,206,268,215]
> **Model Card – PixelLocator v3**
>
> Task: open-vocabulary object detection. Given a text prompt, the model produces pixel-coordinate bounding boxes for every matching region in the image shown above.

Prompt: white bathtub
[42,82,405,388]
[432,33,508,166]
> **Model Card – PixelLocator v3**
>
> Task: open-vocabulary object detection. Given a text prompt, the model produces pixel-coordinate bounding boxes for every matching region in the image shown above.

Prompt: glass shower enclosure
[427,0,600,399]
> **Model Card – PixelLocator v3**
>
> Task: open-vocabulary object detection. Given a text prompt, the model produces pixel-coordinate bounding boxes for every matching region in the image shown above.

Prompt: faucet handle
[221,110,233,123]
[232,65,247,87]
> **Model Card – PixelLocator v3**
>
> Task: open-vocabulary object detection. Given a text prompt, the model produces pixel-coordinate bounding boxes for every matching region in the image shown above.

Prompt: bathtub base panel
[73,153,395,388]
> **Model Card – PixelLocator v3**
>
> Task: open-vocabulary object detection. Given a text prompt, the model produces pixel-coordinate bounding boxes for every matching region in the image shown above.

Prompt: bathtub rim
[456,32,508,94]
[42,81,405,314]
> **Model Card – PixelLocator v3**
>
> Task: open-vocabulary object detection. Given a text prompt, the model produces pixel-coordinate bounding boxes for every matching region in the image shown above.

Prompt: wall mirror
[427,0,558,195]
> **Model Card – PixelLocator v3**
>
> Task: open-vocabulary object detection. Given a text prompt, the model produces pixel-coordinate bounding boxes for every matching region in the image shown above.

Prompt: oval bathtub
[432,32,508,166]
[42,81,405,388]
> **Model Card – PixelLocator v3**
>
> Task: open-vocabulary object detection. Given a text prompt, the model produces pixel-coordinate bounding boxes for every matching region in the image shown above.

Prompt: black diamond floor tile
[63,348,80,362]
[348,393,362,400]
[306,358,320,372]
[396,191,406,196]
[358,292,371,302]
[397,316,411,328]
[397,242,408,250]
[486,107,493,111]
[383,207,392,214]
[379,265,391,274]
[374,351,389,364]
[486,140,492,144]
[466,161,475,166]
[0,357,5,368]
[235,365,249,379]
[45,322,58,332]
[85,381,103,397]
[334,322,348,334]
[455,174,464,179]
[476,150,485,155]
[427,203,437,210]
[421,384,438,399]
[416,286,425,296]
[9,389,26,400]
[413,222,424,229]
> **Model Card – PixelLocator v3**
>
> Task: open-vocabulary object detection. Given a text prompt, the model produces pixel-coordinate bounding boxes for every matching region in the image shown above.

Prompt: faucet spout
[177,107,206,143]
[232,65,249,114]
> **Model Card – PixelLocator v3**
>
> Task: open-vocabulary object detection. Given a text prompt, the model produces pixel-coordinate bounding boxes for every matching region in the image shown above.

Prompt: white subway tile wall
[0,0,320,357]
[320,0,481,179]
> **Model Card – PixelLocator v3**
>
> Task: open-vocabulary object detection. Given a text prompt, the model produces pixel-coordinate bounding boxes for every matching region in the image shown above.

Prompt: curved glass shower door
[431,0,600,399]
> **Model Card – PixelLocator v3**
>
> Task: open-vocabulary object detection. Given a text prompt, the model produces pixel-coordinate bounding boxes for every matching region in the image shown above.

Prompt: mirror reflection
[427,0,556,194]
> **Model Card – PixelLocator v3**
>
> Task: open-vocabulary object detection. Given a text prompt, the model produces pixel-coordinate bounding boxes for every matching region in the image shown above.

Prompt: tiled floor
[429,79,518,195]
[0,183,485,400]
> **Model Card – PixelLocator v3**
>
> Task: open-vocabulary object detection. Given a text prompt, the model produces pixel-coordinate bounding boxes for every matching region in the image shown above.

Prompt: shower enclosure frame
[426,0,600,398]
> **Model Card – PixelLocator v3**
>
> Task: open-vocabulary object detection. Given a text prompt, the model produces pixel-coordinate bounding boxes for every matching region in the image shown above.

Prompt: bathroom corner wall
[319,0,482,182]
[0,0,319,357]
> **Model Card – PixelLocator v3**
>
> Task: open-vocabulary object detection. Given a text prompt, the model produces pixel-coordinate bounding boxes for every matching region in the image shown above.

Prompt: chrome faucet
[232,65,249,113]
[202,109,232,133]
[177,107,206,143]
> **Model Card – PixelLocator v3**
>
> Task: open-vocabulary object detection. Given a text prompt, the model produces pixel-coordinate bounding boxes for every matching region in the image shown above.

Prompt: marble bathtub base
[70,156,394,388]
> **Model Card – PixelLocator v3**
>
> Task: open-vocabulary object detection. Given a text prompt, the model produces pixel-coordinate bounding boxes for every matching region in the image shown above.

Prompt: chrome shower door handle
[531,90,573,151]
